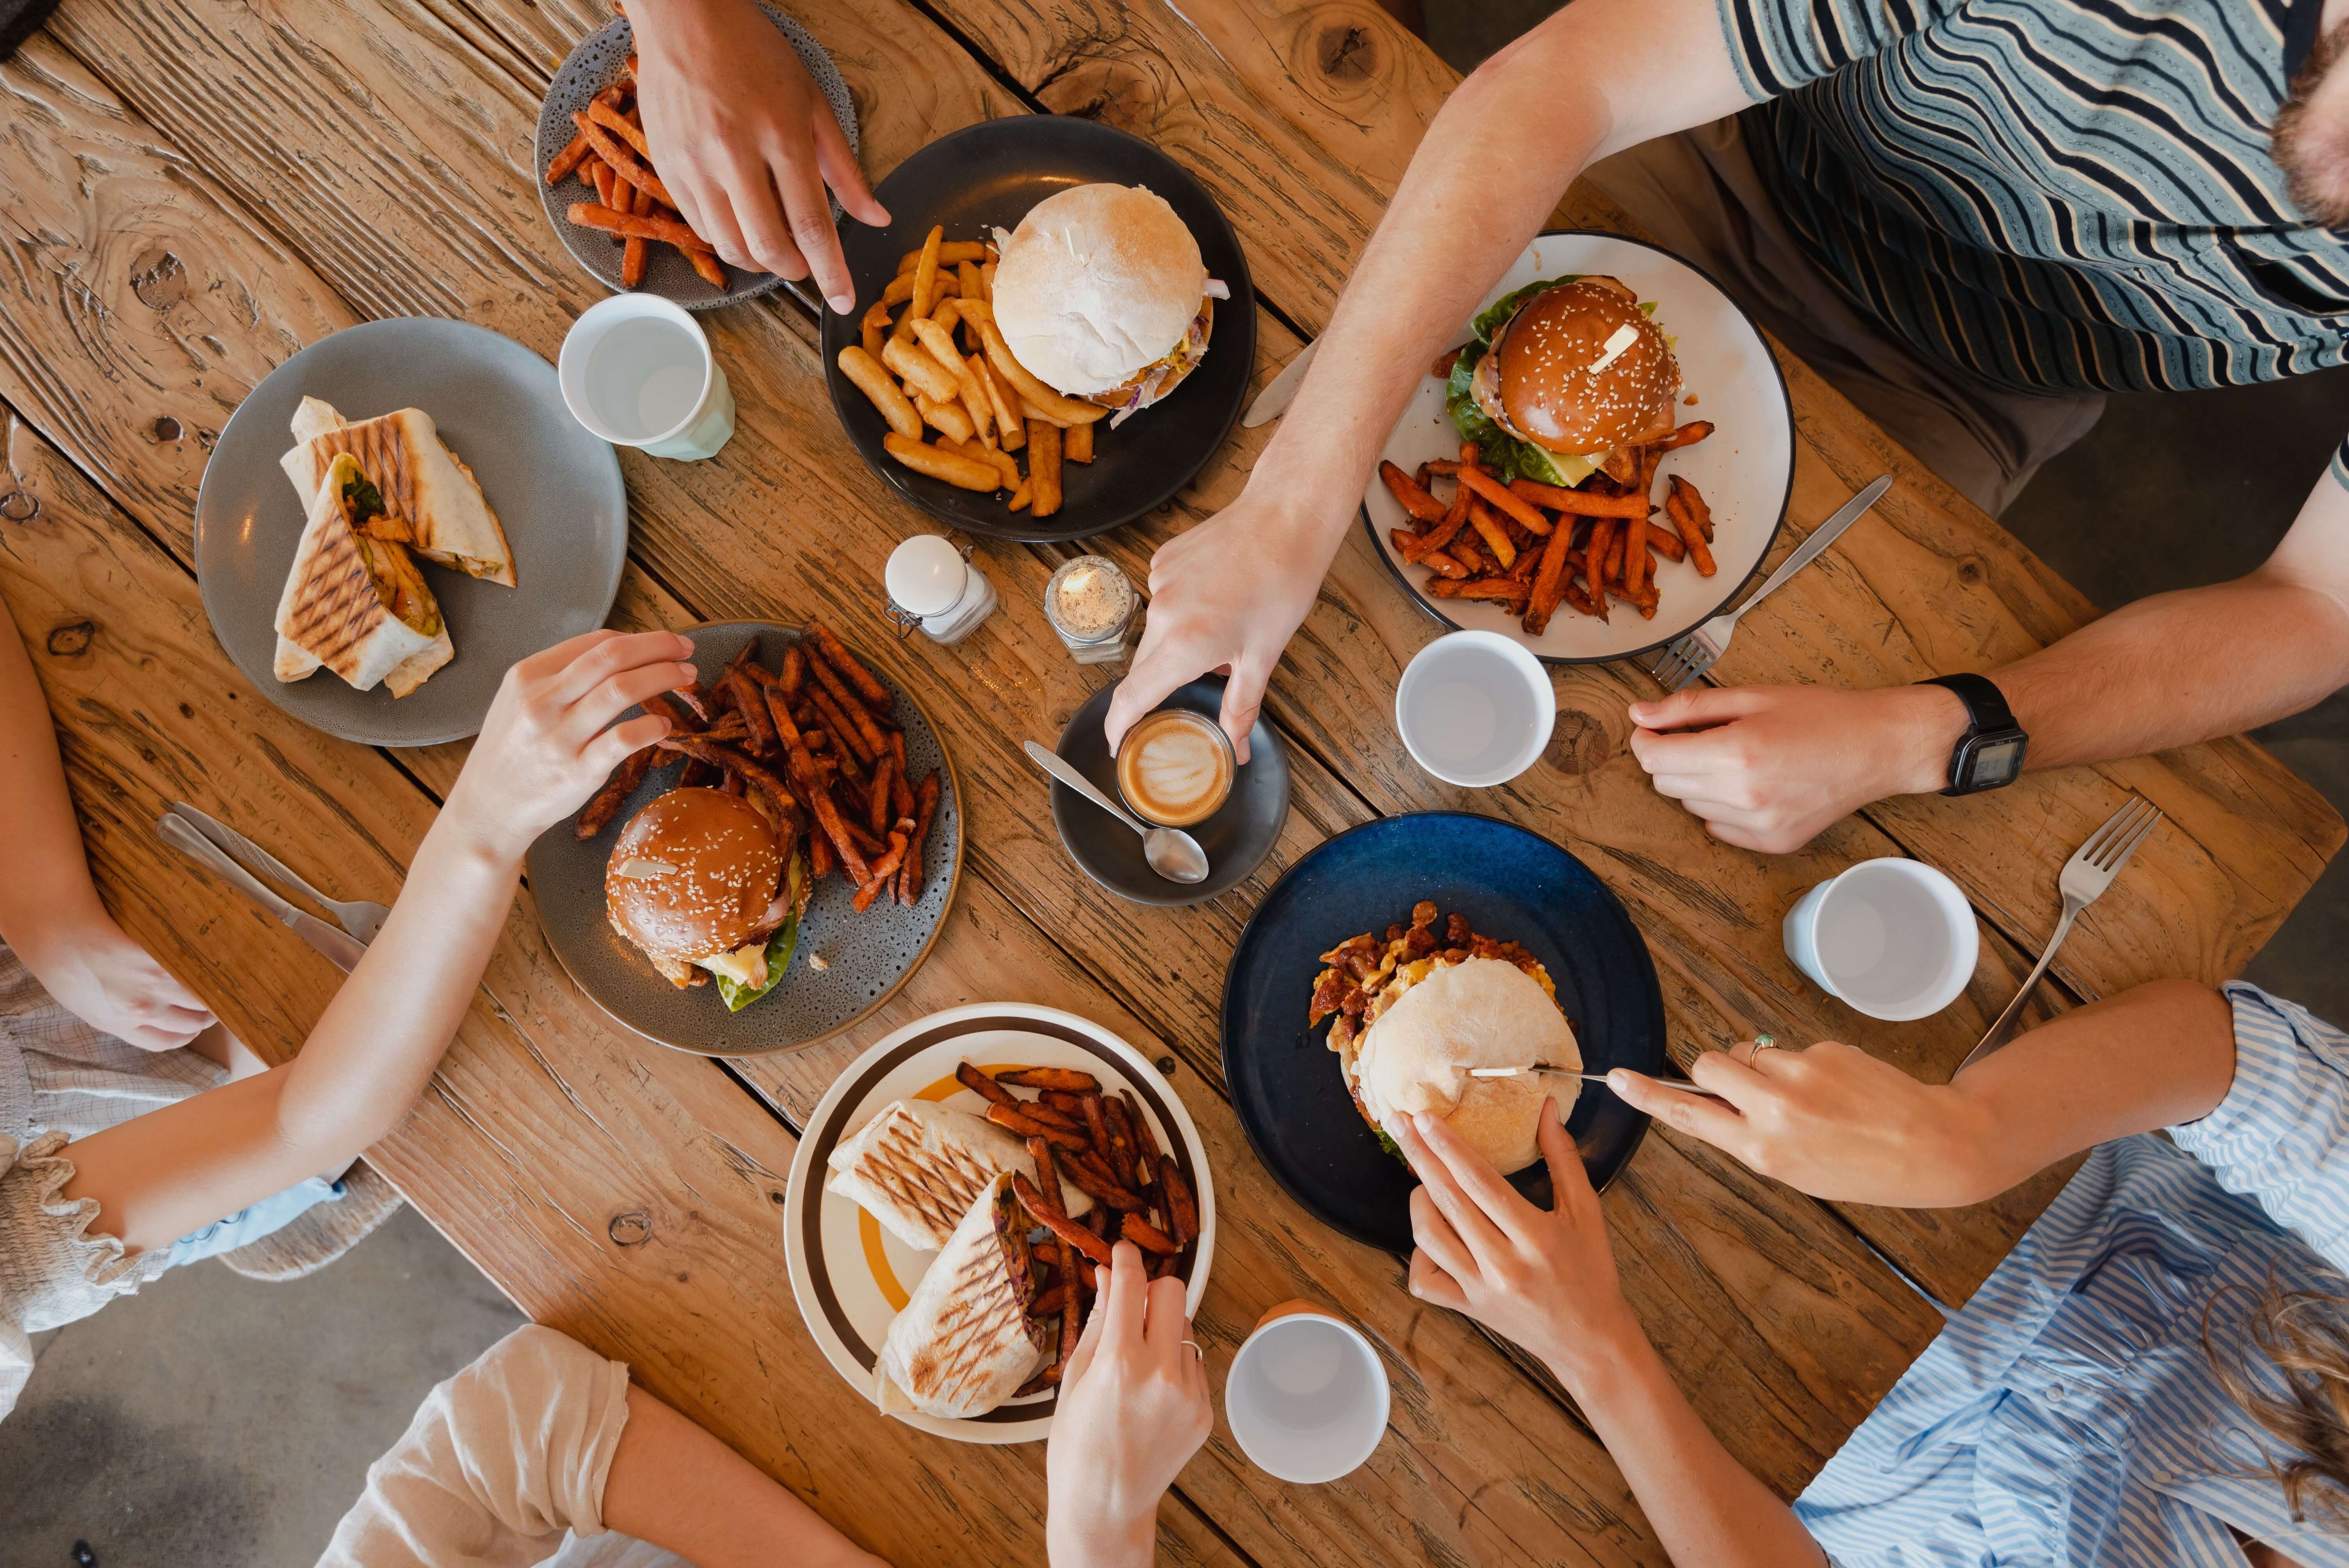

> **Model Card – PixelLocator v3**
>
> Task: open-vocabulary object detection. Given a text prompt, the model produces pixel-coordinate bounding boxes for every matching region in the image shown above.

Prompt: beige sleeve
[319,1324,634,1568]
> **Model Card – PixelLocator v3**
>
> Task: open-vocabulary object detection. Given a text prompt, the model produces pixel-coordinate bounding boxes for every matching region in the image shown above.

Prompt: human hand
[1607,1039,1999,1206]
[630,0,888,311]
[440,631,697,865]
[1626,683,1964,853]
[1389,1099,1641,1394]
[1046,1243,1212,1568]
[1103,488,1334,764]
[18,911,216,1051]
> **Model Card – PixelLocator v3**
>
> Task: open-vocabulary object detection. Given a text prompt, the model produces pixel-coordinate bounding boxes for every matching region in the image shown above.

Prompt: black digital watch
[1918,674,2029,795]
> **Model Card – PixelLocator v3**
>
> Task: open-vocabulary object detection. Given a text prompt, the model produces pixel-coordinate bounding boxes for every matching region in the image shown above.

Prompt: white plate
[783,1004,1216,1444]
[1359,230,1794,664]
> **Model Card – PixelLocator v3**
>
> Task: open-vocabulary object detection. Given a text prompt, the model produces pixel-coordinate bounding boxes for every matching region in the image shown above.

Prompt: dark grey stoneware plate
[194,319,627,748]
[526,621,963,1057]
[534,8,858,310]
[1049,677,1287,907]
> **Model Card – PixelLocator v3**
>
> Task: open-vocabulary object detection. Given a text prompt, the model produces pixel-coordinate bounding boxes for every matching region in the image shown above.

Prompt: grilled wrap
[874,1173,1049,1419]
[827,1099,1089,1252]
[280,401,516,587]
[272,453,453,697]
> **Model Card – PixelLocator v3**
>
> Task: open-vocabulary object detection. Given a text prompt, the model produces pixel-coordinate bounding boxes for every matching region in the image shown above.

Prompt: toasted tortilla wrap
[273,453,454,697]
[875,1174,1048,1419]
[827,1099,1089,1252]
[281,401,516,587]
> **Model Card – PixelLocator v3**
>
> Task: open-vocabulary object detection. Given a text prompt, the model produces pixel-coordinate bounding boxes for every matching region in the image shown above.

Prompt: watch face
[1965,733,2028,789]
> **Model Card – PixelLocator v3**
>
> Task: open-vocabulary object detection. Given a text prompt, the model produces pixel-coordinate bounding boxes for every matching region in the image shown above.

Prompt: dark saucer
[1048,677,1288,907]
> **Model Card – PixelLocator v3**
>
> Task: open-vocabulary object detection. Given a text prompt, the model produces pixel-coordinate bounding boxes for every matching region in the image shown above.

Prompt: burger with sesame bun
[605,787,808,1012]
[1447,274,1679,488]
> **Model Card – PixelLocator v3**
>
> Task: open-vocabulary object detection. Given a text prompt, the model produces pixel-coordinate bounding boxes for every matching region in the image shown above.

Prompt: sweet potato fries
[543,67,730,290]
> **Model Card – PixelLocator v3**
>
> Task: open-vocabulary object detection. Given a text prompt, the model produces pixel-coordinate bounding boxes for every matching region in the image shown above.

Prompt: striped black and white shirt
[1794,984,2349,1566]
[1717,0,2349,403]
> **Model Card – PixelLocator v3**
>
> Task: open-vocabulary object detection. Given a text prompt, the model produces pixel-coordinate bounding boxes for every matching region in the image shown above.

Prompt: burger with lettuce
[1447,274,1679,489]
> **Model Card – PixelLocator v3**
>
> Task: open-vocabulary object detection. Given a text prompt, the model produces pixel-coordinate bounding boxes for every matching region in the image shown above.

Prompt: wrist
[429,786,535,877]
[1047,1508,1154,1568]
[3,886,114,972]
[1886,682,1970,797]
[1538,1299,1649,1400]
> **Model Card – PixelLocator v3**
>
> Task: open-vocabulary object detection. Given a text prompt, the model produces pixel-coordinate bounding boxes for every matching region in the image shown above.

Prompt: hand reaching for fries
[1045,1242,1212,1568]
[627,0,885,310]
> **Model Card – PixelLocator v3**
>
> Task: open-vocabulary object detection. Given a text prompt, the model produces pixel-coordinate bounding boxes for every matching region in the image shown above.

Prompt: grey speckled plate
[534,7,858,310]
[194,319,627,748]
[526,621,963,1057]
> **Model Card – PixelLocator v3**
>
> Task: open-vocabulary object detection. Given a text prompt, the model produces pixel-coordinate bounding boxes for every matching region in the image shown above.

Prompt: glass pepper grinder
[885,535,998,646]
[1043,554,1137,665]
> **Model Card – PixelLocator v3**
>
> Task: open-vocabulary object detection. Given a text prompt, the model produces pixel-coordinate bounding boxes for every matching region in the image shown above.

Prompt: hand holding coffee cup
[1116,707,1235,827]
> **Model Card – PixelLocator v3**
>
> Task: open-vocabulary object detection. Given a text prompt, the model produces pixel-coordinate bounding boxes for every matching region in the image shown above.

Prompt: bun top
[605,788,782,964]
[1491,277,1679,455]
[1354,957,1579,1174]
[991,184,1207,396]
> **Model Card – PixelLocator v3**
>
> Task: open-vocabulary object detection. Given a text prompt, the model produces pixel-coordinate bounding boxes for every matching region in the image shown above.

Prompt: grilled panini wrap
[827,1099,1089,1252]
[281,402,516,587]
[273,454,453,697]
[875,1174,1048,1419]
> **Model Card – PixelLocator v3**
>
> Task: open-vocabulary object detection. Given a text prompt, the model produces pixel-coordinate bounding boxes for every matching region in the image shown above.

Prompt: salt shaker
[886,535,998,645]
[1044,555,1137,665]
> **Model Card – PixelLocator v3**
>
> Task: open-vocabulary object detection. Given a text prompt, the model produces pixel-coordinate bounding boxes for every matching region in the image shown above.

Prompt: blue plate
[1221,813,1665,1254]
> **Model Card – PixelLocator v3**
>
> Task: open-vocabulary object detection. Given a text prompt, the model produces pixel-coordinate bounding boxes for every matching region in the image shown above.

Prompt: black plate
[1050,677,1289,906]
[1221,813,1665,1254]
[819,117,1256,543]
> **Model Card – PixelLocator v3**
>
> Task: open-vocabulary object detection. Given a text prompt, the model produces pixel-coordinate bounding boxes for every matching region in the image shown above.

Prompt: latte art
[1117,709,1234,827]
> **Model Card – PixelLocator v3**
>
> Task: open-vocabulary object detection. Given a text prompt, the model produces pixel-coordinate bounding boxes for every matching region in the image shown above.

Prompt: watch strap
[1919,673,2017,736]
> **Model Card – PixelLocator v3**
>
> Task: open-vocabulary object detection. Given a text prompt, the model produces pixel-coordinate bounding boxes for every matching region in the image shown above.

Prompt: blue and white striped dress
[1794,984,2349,1565]
[1714,0,2349,394]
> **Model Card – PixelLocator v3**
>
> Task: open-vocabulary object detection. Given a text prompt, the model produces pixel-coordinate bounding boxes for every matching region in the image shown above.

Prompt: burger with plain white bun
[1449,273,1679,489]
[605,787,807,1010]
[1341,956,1581,1175]
[990,183,1228,427]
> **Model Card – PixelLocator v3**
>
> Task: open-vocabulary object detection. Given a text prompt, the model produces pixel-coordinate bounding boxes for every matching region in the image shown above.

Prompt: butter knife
[168,800,390,944]
[1241,340,1318,428]
[160,813,367,973]
[1467,1064,1728,1099]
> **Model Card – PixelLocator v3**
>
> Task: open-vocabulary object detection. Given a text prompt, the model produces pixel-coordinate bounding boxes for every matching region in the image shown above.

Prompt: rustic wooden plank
[0,400,1248,1568]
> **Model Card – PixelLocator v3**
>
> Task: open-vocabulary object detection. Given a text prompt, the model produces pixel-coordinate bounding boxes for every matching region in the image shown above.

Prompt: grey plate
[1049,677,1287,907]
[526,620,963,1057]
[534,9,858,310]
[194,319,627,748]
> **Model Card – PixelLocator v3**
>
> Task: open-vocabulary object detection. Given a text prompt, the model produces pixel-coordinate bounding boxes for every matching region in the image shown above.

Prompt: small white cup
[1225,1301,1389,1485]
[1394,631,1556,788]
[558,293,735,460]
[1783,857,1977,1021]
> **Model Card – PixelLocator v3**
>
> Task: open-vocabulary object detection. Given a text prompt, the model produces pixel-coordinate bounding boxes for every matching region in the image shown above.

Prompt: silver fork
[167,800,393,944]
[1953,795,2164,1076]
[1647,474,1894,693]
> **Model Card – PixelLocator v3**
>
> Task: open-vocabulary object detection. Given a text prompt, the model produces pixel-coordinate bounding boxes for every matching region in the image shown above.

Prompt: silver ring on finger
[1181,1339,1203,1362]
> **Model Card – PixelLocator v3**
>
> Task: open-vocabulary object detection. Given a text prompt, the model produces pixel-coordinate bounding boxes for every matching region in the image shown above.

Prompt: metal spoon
[1023,741,1210,884]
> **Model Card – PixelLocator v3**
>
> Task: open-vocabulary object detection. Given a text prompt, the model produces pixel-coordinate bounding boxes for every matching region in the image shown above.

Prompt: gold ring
[1181,1339,1203,1361]
[1748,1034,1779,1061]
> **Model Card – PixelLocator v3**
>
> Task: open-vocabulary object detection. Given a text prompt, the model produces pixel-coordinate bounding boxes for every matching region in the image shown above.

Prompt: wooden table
[2,0,2339,1559]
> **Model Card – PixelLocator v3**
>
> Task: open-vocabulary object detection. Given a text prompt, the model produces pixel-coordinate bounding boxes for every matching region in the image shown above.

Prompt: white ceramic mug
[558,293,735,460]
[1224,1300,1389,1484]
[1783,857,1977,1021]
[1394,631,1556,788]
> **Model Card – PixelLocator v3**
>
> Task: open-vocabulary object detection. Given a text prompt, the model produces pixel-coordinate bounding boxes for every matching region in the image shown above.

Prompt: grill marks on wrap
[904,1220,1033,1408]
[847,1110,995,1242]
[284,511,388,675]
[307,421,420,524]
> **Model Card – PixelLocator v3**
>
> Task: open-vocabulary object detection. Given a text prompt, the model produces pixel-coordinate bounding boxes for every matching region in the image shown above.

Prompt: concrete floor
[5,9,2344,1564]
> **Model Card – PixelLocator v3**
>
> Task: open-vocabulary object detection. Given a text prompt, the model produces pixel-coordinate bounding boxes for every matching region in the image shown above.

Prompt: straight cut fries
[840,226,1112,520]
[545,66,741,290]
[1384,420,1722,630]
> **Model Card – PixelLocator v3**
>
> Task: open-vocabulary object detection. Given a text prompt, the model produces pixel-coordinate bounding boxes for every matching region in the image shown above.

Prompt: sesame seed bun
[605,788,783,970]
[991,184,1208,397]
[1345,957,1580,1174]
[1472,276,1679,456]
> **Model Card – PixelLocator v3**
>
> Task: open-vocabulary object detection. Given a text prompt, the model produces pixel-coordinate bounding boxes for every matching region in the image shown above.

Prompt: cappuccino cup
[1116,708,1234,827]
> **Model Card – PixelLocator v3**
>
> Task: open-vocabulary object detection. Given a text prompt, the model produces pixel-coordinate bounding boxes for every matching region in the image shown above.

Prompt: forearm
[1949,979,2235,1199]
[61,804,520,1249]
[0,596,106,947]
[603,1385,883,1568]
[1561,1323,1825,1567]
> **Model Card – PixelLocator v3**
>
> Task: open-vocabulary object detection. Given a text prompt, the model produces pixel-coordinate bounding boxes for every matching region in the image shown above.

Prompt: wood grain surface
[0,0,2337,1562]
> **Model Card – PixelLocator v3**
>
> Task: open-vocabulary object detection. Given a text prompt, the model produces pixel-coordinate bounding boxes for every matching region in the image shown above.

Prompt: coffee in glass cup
[1116,709,1235,827]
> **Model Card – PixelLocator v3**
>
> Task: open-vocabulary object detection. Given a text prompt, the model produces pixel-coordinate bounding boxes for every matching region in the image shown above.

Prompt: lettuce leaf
[714,913,799,1012]
[1471,274,1579,344]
